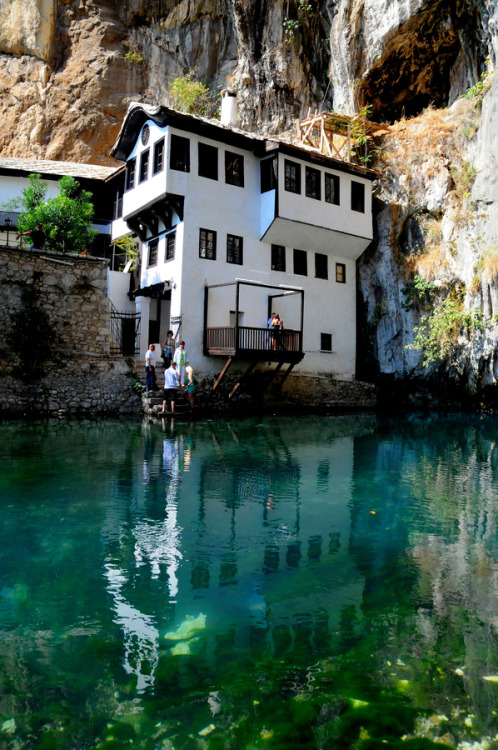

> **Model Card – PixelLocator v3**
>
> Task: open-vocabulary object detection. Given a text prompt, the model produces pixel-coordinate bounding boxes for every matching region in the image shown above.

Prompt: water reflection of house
[108,94,376,383]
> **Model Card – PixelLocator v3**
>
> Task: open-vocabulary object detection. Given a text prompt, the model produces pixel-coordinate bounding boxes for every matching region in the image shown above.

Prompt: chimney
[220,89,238,127]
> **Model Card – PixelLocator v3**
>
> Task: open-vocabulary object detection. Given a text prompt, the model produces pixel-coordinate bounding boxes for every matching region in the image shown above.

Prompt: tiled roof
[0,157,119,181]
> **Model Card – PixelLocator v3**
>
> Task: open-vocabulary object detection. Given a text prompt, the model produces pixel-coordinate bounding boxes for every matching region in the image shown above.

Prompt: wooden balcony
[205,325,303,363]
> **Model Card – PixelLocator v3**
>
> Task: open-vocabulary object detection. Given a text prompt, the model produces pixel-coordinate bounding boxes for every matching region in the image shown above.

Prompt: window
[315,253,328,279]
[125,158,136,190]
[225,151,244,187]
[139,149,149,183]
[153,139,164,174]
[320,333,332,351]
[351,181,365,212]
[165,232,175,261]
[325,173,340,205]
[336,263,346,283]
[305,166,321,200]
[285,160,301,193]
[227,234,243,265]
[198,143,218,180]
[148,239,158,267]
[170,135,190,172]
[199,228,216,260]
[271,244,286,272]
[293,248,307,276]
[260,156,277,192]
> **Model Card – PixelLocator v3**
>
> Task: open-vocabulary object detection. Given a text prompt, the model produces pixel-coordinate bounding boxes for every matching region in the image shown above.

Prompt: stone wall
[0,246,140,417]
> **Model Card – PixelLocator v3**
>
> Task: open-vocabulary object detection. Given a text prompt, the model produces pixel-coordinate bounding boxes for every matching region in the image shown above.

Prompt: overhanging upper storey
[259,145,376,260]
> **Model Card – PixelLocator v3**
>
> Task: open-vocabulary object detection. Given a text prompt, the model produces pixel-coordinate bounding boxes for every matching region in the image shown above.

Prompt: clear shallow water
[1,414,498,750]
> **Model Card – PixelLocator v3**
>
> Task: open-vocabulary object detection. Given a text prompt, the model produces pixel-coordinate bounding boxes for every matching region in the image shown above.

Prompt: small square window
[351,181,365,212]
[225,151,244,186]
[285,160,301,194]
[139,149,149,183]
[227,234,243,265]
[315,253,328,279]
[321,333,332,351]
[336,263,346,283]
[293,248,307,276]
[170,134,190,172]
[325,173,340,205]
[125,158,136,190]
[260,156,277,192]
[271,244,286,272]
[199,143,218,180]
[305,166,321,200]
[153,139,164,174]
[165,232,175,261]
[199,228,216,260]
[148,239,158,267]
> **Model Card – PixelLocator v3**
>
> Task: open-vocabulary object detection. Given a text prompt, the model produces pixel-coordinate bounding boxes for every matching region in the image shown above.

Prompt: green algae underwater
[1,414,498,750]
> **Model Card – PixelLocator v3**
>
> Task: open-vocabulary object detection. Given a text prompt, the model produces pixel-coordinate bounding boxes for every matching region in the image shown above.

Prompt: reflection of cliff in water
[349,416,498,723]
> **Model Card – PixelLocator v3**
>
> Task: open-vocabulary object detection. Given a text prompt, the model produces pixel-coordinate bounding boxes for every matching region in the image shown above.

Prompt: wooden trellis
[296,110,388,165]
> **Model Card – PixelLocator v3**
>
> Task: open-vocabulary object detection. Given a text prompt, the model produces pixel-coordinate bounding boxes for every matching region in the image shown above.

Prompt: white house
[109,99,376,382]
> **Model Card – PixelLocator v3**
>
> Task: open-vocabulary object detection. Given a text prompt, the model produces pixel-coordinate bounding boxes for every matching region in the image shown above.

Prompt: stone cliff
[2,0,498,405]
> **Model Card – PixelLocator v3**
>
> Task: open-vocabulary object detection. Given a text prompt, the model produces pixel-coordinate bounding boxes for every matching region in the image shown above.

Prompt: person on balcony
[271,314,285,350]
[173,341,189,386]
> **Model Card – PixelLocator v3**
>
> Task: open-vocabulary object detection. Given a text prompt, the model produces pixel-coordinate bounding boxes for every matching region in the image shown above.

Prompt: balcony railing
[205,326,302,357]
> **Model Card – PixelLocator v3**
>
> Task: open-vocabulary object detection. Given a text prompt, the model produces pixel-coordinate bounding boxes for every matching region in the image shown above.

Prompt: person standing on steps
[162,330,175,367]
[160,361,179,415]
[184,365,196,411]
[173,340,189,386]
[145,344,157,393]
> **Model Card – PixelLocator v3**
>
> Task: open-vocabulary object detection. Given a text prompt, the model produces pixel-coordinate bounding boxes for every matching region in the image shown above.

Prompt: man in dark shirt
[19,223,45,250]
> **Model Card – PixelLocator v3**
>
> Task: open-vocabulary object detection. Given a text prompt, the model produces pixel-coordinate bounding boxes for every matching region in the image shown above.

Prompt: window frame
[225,151,244,187]
[325,173,340,205]
[285,160,301,194]
[139,149,149,183]
[293,248,307,276]
[351,181,365,213]
[170,134,190,172]
[165,231,175,262]
[315,252,328,280]
[320,333,332,352]
[305,166,321,200]
[271,244,286,272]
[147,238,158,267]
[227,234,243,265]
[198,142,218,180]
[199,228,217,260]
[336,263,346,283]
[260,156,277,193]
[153,138,165,175]
[125,158,136,191]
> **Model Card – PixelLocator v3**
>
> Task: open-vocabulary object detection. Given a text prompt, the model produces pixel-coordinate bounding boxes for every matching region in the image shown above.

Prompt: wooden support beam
[228,360,258,399]
[274,362,296,392]
[213,357,232,391]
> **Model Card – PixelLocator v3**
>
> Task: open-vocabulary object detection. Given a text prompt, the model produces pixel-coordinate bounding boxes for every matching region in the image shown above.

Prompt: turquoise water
[1,415,498,750]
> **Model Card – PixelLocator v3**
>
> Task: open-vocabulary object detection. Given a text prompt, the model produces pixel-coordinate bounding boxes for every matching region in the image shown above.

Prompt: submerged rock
[163,613,206,642]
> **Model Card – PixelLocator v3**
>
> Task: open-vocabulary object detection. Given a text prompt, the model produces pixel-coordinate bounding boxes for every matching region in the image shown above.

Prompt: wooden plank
[212,357,232,391]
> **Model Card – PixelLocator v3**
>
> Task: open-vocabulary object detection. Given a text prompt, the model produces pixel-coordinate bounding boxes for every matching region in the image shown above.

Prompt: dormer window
[170,135,190,172]
[125,158,136,191]
[139,150,149,183]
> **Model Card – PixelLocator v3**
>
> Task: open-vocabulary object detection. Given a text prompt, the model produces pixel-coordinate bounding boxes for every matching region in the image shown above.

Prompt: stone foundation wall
[0,247,140,417]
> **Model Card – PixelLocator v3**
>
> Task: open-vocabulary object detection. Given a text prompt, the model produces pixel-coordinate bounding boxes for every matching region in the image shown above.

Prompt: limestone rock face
[0,0,56,60]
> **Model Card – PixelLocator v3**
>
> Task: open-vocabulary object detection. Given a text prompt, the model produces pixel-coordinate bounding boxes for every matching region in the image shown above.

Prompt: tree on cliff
[16,173,98,254]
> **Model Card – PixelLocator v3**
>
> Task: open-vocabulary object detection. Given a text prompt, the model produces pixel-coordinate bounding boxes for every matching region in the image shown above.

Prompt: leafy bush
[169,72,210,116]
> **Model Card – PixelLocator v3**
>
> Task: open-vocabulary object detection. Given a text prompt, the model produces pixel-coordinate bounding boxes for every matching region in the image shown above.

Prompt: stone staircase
[135,361,195,418]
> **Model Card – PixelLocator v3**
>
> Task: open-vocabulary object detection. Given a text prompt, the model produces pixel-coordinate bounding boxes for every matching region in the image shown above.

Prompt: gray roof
[0,157,119,181]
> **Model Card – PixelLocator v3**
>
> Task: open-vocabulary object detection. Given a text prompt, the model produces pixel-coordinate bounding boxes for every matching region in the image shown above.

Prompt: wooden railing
[206,326,302,354]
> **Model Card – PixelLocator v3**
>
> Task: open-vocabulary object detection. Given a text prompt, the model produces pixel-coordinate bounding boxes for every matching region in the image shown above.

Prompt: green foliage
[401,274,436,312]
[113,235,139,271]
[283,0,313,42]
[350,105,374,165]
[122,42,145,66]
[406,286,489,367]
[371,302,388,325]
[449,161,476,200]
[17,174,98,254]
[463,59,492,102]
[169,72,210,116]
